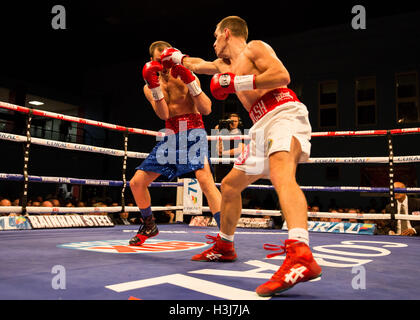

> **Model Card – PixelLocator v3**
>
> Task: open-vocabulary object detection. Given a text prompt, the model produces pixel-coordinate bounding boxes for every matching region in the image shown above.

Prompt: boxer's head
[214,16,248,58]
[149,41,172,62]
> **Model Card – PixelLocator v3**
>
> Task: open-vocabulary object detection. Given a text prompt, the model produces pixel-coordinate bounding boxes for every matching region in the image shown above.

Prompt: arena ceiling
[1,0,419,91]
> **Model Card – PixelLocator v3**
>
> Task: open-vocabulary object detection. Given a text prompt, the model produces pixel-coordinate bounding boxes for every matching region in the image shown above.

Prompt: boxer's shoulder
[245,40,275,56]
[214,58,230,72]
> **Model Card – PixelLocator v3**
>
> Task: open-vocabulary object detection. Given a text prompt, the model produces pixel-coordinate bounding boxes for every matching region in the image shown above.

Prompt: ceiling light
[28,101,44,106]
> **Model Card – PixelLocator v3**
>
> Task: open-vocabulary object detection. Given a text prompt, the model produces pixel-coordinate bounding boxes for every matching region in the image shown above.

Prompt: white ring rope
[199,207,420,221]
[0,205,183,214]
[2,131,420,165]
[0,131,148,159]
[2,101,420,141]
[2,205,420,222]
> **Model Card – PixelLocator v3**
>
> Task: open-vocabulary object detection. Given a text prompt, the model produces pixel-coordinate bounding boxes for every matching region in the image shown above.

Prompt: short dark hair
[217,16,248,41]
[148,41,172,57]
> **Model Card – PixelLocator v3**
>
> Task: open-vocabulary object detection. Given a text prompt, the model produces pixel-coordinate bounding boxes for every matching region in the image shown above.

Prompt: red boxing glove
[142,61,164,101]
[142,61,162,88]
[210,73,256,100]
[171,64,195,84]
[171,64,202,97]
[160,48,187,69]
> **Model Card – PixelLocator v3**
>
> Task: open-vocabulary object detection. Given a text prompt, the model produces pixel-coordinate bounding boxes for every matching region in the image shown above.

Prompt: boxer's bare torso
[144,71,199,118]
[186,40,288,112]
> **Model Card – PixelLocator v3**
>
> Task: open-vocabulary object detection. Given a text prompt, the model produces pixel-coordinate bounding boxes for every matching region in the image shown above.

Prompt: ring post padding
[176,178,184,223]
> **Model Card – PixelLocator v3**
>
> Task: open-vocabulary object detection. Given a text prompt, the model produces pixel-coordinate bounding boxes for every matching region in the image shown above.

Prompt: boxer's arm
[160,47,223,75]
[170,64,212,115]
[183,57,222,75]
[143,85,170,120]
[246,40,290,89]
[190,77,212,116]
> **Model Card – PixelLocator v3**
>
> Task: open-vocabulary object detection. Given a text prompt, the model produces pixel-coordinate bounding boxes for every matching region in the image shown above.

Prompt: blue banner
[0,216,32,230]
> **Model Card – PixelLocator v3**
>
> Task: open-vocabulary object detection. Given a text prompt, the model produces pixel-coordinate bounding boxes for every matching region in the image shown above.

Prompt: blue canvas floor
[1,224,419,300]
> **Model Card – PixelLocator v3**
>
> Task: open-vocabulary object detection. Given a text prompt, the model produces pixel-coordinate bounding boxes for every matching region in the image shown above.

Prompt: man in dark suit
[384,181,420,236]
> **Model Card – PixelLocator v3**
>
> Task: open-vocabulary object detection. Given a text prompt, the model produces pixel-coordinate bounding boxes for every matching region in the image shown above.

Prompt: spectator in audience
[308,205,320,222]
[76,201,85,207]
[364,209,376,224]
[41,200,53,216]
[50,199,61,207]
[385,181,420,236]
[0,198,13,216]
[126,203,142,224]
[155,203,175,224]
[375,208,392,235]
[0,198,12,206]
[311,205,320,213]
[310,196,322,211]
[65,200,75,207]
[111,211,133,225]
[42,200,53,207]
[347,208,358,223]
[329,209,342,223]
[92,201,108,216]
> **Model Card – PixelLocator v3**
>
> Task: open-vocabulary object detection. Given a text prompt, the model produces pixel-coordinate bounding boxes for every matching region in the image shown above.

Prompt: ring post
[120,129,129,214]
[387,131,396,220]
[21,108,33,216]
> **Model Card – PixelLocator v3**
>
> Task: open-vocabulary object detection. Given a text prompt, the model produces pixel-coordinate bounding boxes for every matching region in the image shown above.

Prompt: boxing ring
[1,100,420,301]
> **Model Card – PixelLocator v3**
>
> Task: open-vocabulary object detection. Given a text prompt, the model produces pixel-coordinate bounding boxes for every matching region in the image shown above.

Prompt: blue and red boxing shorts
[136,113,210,180]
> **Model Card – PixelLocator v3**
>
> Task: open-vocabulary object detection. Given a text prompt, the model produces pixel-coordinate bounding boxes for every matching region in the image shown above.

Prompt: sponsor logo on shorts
[267,139,273,152]
[273,90,294,102]
[57,239,209,254]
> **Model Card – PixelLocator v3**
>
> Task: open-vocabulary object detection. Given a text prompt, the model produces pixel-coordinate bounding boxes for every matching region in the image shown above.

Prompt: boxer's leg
[129,170,161,246]
[195,162,222,228]
[269,137,308,242]
[255,137,321,296]
[191,168,262,262]
[130,169,160,209]
[219,168,262,237]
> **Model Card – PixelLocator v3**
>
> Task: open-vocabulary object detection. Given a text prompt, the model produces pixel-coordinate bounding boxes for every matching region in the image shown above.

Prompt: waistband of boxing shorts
[165,113,205,134]
[249,88,300,124]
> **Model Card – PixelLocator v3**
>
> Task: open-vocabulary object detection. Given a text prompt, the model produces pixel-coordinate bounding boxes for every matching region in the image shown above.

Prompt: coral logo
[57,239,210,254]
[15,217,28,225]
[191,195,197,204]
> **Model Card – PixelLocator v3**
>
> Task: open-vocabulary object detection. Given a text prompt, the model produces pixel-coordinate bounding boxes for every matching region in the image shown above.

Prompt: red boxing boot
[256,239,322,297]
[191,234,237,262]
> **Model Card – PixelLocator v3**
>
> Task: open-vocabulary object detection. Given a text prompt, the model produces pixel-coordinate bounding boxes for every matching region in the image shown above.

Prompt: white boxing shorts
[233,88,311,178]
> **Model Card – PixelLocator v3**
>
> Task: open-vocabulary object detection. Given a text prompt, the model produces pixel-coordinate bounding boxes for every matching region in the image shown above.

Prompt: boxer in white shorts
[234,88,311,177]
[160,16,322,297]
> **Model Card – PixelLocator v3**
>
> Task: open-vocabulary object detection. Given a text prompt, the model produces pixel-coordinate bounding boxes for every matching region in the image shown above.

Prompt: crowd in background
[0,192,390,226]
[0,194,175,225]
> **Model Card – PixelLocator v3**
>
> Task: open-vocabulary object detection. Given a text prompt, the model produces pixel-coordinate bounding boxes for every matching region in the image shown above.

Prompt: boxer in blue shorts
[129,41,222,246]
